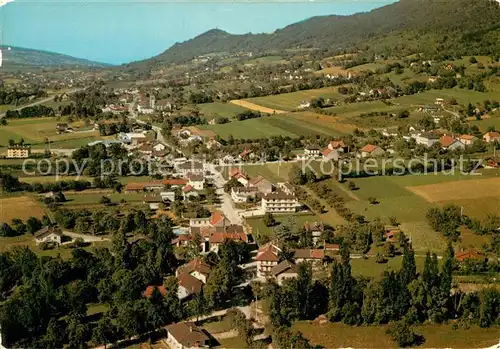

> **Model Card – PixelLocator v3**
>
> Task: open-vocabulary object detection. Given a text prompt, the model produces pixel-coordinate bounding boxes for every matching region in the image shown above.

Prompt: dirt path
[229,99,287,114]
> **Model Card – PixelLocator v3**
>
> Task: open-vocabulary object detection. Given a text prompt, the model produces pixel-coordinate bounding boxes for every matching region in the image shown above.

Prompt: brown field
[0,196,46,222]
[229,99,286,114]
[406,177,500,202]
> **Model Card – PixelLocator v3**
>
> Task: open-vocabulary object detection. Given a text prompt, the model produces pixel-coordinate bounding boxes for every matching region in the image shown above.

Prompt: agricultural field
[229,100,285,114]
[0,117,103,148]
[0,195,47,222]
[342,171,500,253]
[293,322,500,349]
[199,112,353,140]
[63,191,146,208]
[197,102,250,119]
[243,86,347,111]
[245,55,286,65]
[472,115,500,132]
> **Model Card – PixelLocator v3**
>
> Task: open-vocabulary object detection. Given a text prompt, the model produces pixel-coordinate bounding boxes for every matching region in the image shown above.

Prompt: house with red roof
[458,134,477,146]
[455,249,485,262]
[247,175,273,194]
[293,249,325,263]
[229,167,249,186]
[183,184,199,200]
[189,210,229,229]
[483,131,500,143]
[440,135,464,150]
[255,243,281,278]
[208,232,247,253]
[176,258,212,283]
[358,144,385,158]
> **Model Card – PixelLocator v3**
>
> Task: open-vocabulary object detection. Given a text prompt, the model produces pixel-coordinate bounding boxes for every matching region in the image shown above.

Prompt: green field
[199,112,350,140]
[341,171,500,253]
[63,192,146,207]
[293,322,500,348]
[472,115,500,132]
[197,102,250,119]
[350,255,428,280]
[246,212,321,241]
[244,86,345,111]
[246,55,286,65]
[0,117,103,148]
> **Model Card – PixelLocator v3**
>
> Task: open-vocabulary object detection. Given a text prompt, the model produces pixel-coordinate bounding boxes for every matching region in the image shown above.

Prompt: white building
[261,191,300,213]
[231,186,259,203]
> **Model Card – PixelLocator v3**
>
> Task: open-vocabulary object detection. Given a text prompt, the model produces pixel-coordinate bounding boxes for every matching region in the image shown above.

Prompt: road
[63,231,110,242]
[0,88,84,118]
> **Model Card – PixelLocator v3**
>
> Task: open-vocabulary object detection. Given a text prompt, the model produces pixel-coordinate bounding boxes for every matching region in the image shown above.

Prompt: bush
[386,320,420,347]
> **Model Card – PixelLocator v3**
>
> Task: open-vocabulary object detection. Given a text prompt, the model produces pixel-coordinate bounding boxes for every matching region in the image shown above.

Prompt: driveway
[63,231,110,242]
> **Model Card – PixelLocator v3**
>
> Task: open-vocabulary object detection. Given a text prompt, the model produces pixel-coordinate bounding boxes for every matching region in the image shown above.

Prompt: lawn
[63,191,146,208]
[350,255,428,280]
[246,212,321,241]
[199,112,350,140]
[0,117,104,148]
[472,115,500,132]
[244,86,346,111]
[0,195,47,222]
[293,321,500,348]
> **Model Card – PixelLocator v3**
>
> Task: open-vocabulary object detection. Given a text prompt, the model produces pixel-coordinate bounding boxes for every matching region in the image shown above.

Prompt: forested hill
[0,46,108,69]
[142,0,500,65]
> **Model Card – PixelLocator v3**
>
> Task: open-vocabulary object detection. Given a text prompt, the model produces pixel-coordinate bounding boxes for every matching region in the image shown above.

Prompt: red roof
[143,285,167,298]
[183,185,194,193]
[322,148,333,156]
[239,149,252,158]
[255,243,280,262]
[209,211,225,226]
[329,140,346,149]
[360,144,378,153]
[484,131,500,139]
[177,272,203,294]
[324,243,340,251]
[209,232,247,244]
[178,258,212,276]
[455,250,484,262]
[294,249,325,259]
[163,178,188,186]
[440,135,458,148]
[458,134,476,141]
[171,234,192,245]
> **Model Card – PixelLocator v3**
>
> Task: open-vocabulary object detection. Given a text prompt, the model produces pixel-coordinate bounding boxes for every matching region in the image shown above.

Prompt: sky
[0,0,394,65]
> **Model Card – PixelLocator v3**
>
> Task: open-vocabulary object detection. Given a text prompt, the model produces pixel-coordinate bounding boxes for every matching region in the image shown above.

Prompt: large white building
[261,191,300,213]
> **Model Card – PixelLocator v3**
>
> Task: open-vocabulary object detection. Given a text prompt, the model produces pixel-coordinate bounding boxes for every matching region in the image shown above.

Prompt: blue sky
[0,0,393,65]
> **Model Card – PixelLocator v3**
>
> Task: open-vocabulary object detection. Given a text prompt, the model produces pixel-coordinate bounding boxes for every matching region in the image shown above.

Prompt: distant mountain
[140,0,500,66]
[0,46,109,69]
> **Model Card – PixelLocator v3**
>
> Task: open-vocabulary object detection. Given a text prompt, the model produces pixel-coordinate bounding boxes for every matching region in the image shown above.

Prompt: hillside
[0,46,108,69]
[141,0,500,65]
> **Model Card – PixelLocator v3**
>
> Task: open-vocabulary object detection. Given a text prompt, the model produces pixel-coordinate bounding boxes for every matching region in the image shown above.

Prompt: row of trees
[5,105,55,119]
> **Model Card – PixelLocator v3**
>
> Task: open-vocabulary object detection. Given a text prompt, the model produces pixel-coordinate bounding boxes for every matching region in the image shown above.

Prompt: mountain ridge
[138,0,500,66]
[0,46,110,69]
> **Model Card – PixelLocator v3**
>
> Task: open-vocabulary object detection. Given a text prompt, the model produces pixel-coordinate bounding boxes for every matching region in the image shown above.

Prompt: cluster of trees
[5,105,55,119]
[426,204,462,241]
[97,121,132,136]
[0,215,181,348]
[234,110,263,121]
[0,172,92,194]
[0,89,47,105]
[0,216,48,238]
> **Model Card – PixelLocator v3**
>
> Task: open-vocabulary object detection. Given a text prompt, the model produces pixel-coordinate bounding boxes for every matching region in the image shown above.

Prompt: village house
[189,211,229,228]
[483,131,500,143]
[455,134,476,146]
[6,145,31,159]
[239,149,253,160]
[143,194,163,210]
[440,135,465,151]
[304,221,324,244]
[206,139,222,150]
[229,168,249,186]
[163,322,210,349]
[56,122,68,133]
[119,132,148,145]
[176,258,212,283]
[171,234,192,248]
[299,100,311,109]
[176,161,204,176]
[261,191,300,213]
[34,226,63,246]
[187,173,204,190]
[183,185,199,200]
[418,105,440,113]
[293,249,325,264]
[231,186,260,203]
[177,270,204,301]
[416,132,440,147]
[271,260,299,285]
[304,146,321,157]
[255,243,281,278]
[455,249,485,262]
[247,175,273,194]
[322,140,346,160]
[208,232,247,253]
[358,144,385,158]
[124,179,189,193]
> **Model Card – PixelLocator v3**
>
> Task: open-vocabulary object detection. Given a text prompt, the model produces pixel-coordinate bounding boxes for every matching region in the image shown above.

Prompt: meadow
[199,112,353,140]
[197,102,250,119]
[243,86,346,111]
[293,322,500,349]
[0,195,47,222]
[342,171,500,253]
[0,117,102,148]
